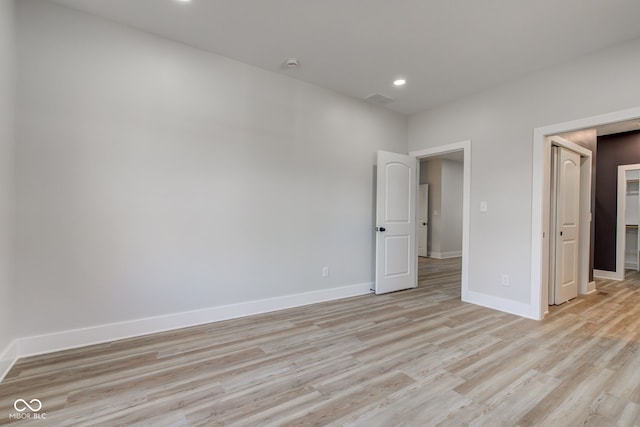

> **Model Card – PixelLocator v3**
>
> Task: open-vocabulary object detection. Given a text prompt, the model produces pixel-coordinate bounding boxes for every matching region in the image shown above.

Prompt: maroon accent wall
[594,130,640,271]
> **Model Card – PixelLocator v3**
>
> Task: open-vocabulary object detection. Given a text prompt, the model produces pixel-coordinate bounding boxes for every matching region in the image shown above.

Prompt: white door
[418,184,429,257]
[375,151,417,294]
[553,146,580,304]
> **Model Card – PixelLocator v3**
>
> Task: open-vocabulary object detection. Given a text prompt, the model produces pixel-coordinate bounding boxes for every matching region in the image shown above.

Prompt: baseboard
[462,289,537,320]
[0,282,373,383]
[586,281,597,294]
[429,251,462,260]
[0,339,18,383]
[594,269,624,281]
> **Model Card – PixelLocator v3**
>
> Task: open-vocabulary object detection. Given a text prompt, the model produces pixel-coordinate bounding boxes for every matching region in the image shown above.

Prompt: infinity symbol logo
[13,399,42,412]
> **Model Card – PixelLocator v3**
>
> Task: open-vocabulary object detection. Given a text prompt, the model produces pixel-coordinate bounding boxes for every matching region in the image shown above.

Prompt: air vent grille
[365,93,394,105]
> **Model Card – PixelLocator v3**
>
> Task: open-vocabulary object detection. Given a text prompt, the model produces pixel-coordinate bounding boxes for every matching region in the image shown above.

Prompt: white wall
[14,0,407,338]
[440,159,463,256]
[409,36,640,305]
[0,0,15,363]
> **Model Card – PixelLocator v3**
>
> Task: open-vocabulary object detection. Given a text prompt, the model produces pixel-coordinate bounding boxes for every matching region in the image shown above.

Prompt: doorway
[532,106,640,319]
[410,141,470,301]
[547,142,590,305]
[541,135,592,311]
[417,151,464,297]
[616,164,640,278]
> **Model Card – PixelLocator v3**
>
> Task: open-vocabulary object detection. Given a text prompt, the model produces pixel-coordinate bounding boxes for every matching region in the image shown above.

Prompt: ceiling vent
[365,93,394,105]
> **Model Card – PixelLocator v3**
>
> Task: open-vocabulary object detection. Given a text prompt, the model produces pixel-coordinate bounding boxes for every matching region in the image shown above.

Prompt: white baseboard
[587,281,597,294]
[0,282,373,383]
[0,339,18,383]
[429,251,462,260]
[594,269,624,281]
[462,289,537,320]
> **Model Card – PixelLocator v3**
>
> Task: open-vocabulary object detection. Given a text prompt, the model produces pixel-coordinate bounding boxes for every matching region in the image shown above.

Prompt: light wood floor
[2,258,640,426]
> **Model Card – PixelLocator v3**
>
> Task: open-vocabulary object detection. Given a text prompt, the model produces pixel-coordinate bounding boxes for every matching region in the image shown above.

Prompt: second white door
[418,184,428,257]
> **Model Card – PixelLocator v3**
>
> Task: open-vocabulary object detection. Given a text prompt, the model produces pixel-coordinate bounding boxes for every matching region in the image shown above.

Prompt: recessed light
[393,79,406,87]
[176,0,191,3]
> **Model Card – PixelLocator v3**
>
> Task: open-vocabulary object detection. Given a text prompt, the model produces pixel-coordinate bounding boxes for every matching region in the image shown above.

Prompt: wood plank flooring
[2,258,640,426]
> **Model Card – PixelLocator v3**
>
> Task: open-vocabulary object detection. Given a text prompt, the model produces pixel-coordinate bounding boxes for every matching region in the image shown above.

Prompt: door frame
[616,164,640,279]
[545,138,591,307]
[531,106,640,319]
[410,140,470,301]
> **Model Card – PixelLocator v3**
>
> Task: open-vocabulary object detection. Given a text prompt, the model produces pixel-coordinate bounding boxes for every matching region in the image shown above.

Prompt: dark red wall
[595,130,640,271]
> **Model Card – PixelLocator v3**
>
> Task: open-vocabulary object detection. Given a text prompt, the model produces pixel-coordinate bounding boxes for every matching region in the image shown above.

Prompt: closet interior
[625,170,640,270]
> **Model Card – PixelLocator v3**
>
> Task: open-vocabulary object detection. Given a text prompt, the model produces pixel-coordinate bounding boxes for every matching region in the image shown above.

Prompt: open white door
[553,146,580,304]
[375,151,417,294]
[418,184,429,257]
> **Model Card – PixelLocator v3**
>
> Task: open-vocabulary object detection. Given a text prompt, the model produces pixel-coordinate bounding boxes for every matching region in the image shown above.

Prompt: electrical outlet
[480,201,488,212]
[501,274,510,286]
[322,266,329,278]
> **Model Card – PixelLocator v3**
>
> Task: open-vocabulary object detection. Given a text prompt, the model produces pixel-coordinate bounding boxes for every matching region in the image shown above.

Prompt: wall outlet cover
[501,274,509,286]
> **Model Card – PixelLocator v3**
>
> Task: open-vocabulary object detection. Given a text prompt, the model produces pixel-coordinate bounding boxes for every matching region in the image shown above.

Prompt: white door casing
[553,146,580,304]
[375,151,417,294]
[532,108,638,320]
[418,184,429,257]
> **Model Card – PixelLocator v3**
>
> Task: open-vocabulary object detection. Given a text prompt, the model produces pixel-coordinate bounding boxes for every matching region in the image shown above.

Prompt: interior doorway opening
[415,148,466,299]
[532,108,640,319]
[418,152,463,261]
[545,137,592,308]
[374,141,470,300]
[372,141,471,302]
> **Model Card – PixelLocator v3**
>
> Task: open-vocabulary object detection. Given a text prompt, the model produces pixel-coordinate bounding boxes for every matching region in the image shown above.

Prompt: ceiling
[48,0,640,115]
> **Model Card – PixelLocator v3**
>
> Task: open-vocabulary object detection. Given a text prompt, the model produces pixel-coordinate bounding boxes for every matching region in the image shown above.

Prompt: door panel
[384,236,410,276]
[385,163,412,222]
[554,147,580,304]
[375,151,417,294]
[560,241,577,284]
